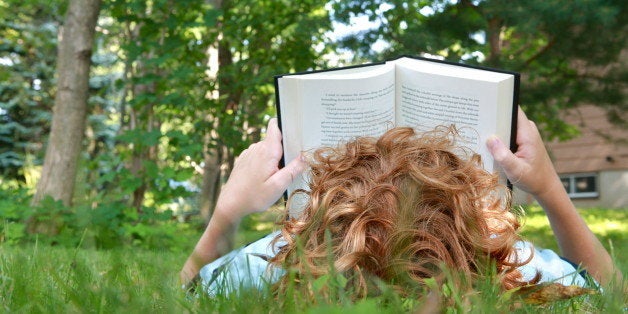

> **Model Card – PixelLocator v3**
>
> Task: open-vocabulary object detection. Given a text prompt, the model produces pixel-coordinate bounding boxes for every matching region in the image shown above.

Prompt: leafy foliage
[0,0,63,178]
[0,180,189,250]
[331,0,628,139]
[1,0,336,251]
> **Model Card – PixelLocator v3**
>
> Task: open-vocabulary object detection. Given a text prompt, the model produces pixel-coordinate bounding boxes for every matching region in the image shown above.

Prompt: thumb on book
[486,135,519,175]
[269,153,307,189]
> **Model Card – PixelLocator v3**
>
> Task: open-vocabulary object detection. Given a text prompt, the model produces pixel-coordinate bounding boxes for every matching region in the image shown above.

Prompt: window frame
[559,172,599,199]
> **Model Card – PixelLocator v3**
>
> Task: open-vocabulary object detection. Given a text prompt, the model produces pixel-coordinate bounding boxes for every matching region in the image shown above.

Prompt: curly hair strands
[272,126,536,297]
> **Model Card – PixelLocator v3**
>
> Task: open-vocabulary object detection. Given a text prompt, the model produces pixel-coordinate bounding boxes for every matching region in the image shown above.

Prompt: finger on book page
[269,153,306,188]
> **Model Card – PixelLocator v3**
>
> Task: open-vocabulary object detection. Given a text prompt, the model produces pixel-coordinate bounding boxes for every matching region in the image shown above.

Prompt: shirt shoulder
[514,241,593,287]
[199,231,284,295]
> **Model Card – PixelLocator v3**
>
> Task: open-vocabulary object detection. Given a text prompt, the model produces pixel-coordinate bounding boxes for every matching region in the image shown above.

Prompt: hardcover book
[275,56,519,198]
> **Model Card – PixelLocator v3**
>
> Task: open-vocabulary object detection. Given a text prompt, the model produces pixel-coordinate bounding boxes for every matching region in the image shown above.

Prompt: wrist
[214,195,246,224]
[533,174,566,206]
[180,257,201,285]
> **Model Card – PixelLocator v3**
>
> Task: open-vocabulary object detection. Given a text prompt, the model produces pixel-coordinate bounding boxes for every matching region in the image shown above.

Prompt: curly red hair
[271,126,536,297]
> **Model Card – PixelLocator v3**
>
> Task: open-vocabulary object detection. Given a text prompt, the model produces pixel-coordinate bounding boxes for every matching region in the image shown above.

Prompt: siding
[548,105,628,174]
[512,105,628,209]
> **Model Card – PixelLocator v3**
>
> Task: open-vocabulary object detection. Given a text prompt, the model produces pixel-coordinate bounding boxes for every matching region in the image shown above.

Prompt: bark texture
[32,0,102,206]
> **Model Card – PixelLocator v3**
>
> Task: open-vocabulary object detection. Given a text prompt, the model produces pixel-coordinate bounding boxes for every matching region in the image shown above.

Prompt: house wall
[512,170,628,209]
[572,170,628,208]
[513,105,628,209]
[548,106,628,174]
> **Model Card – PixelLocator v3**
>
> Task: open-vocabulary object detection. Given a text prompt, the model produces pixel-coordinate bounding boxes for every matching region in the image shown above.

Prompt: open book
[275,56,519,199]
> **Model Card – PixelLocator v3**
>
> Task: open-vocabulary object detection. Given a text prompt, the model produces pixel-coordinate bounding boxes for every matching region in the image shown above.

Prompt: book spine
[507,72,521,190]
[273,75,286,169]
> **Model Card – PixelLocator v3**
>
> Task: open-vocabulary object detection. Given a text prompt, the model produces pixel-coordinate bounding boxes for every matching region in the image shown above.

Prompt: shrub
[0,187,193,251]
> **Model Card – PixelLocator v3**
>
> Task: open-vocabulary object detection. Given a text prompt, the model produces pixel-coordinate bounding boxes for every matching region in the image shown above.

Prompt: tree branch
[524,38,556,68]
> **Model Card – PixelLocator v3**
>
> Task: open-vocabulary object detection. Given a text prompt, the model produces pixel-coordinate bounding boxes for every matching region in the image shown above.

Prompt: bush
[0,182,32,244]
[0,185,194,251]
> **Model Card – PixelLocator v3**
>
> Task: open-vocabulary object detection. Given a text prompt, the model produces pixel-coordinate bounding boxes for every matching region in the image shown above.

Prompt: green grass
[0,244,189,312]
[0,206,626,313]
[519,205,628,275]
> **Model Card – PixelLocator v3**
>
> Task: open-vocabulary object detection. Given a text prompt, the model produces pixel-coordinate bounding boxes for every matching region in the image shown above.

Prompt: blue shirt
[198,231,591,295]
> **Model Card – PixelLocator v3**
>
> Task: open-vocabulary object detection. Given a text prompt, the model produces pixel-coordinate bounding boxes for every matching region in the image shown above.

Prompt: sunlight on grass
[589,220,624,236]
[520,205,628,236]
[251,221,275,231]
[519,205,628,275]
[1,204,625,312]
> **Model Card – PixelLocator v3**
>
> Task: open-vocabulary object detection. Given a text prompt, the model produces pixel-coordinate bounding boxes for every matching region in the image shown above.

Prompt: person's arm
[180,118,306,286]
[486,108,621,286]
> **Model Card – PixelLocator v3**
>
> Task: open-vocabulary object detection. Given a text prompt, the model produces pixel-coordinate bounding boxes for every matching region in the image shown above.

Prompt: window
[560,173,598,199]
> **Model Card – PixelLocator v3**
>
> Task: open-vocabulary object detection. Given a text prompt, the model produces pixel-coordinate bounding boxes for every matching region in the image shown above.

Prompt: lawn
[0,205,626,312]
[519,206,627,270]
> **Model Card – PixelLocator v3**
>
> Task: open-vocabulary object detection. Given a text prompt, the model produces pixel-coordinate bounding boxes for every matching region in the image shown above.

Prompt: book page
[277,63,396,201]
[298,63,396,150]
[277,77,303,171]
[398,85,482,144]
[393,58,514,172]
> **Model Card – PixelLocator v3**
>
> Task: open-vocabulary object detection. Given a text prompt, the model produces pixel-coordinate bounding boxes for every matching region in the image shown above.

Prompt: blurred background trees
[332,0,627,139]
[0,0,625,249]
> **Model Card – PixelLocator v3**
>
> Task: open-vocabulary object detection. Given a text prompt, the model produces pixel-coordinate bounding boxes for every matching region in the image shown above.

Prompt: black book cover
[274,56,519,193]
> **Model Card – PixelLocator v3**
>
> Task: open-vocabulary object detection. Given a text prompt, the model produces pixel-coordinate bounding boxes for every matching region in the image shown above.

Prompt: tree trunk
[128,67,157,213]
[486,17,503,66]
[32,0,102,206]
[199,135,223,221]
[198,0,238,222]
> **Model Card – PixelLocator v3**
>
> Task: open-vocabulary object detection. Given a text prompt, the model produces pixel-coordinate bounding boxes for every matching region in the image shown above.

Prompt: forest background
[1,0,627,311]
[0,0,626,270]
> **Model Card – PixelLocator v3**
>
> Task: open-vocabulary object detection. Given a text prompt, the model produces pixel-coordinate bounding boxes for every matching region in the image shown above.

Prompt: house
[513,105,628,209]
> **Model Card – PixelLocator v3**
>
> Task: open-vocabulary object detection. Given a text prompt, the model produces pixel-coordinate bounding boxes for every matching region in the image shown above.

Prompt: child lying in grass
[180,108,620,297]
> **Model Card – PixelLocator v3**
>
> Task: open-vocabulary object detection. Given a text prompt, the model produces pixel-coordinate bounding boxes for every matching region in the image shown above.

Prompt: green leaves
[0,0,60,179]
[117,129,161,147]
[1,0,333,222]
[332,0,627,140]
